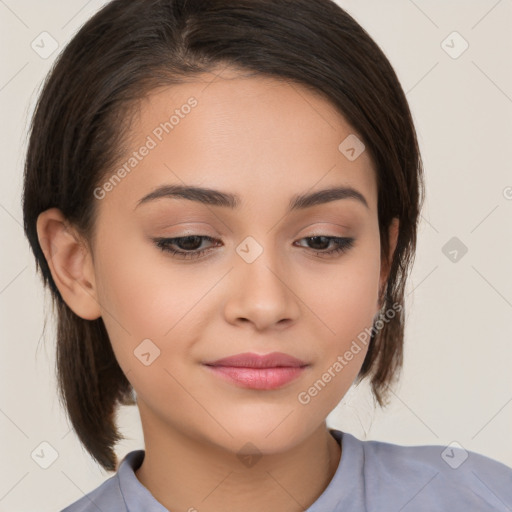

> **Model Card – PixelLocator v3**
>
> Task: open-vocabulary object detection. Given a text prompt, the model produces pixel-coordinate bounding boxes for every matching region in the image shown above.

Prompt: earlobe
[36,208,101,320]
[377,217,400,311]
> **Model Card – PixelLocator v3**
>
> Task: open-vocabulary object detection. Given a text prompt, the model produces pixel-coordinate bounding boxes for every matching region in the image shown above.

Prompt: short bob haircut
[22,0,424,472]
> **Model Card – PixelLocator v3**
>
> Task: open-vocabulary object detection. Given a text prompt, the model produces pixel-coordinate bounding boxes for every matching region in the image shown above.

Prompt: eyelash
[152,235,355,260]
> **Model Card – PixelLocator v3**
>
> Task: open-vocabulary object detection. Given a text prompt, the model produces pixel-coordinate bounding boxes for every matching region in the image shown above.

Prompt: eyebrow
[134,184,369,212]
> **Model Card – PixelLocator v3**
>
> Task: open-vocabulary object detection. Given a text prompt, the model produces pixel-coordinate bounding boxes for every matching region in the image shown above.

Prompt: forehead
[98,68,377,216]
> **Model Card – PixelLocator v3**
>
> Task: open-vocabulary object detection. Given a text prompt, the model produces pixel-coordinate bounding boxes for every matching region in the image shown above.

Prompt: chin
[205,416,316,456]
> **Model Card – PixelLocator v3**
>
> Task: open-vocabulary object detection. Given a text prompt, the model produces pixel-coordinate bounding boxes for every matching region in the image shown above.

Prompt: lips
[203,352,309,390]
[204,352,308,369]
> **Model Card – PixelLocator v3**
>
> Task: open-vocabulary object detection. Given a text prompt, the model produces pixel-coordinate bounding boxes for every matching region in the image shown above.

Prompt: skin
[37,67,399,512]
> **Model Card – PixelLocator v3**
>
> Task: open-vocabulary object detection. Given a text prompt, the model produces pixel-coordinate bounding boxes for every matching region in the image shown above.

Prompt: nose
[223,241,301,332]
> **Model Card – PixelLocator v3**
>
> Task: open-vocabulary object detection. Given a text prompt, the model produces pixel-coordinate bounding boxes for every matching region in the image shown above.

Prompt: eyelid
[152,234,355,261]
[153,222,352,244]
[295,221,352,234]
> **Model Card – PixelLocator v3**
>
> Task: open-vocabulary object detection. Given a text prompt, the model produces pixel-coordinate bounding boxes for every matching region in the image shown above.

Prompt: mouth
[202,352,310,390]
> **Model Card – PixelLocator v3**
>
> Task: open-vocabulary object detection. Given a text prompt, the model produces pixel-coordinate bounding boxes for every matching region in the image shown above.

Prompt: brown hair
[22,0,424,472]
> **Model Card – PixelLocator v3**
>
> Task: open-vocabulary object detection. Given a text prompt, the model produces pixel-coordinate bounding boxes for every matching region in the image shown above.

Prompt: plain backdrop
[1,1,511,510]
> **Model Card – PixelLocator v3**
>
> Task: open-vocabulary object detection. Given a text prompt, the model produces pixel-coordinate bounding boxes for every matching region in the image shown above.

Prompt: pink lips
[203,352,309,390]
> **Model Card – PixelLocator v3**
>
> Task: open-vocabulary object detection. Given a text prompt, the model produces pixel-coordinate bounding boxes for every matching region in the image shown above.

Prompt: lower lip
[204,365,307,390]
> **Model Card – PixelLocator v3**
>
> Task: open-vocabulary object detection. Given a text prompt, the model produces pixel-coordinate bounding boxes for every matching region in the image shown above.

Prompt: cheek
[92,224,209,371]
[301,235,381,347]
[296,259,380,414]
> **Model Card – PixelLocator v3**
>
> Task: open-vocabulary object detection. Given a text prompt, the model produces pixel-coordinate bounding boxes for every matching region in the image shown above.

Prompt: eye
[294,236,355,257]
[152,235,355,260]
[153,235,219,260]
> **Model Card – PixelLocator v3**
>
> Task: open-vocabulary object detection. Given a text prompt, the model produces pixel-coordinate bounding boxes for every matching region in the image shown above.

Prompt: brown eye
[153,235,219,260]
[295,236,355,257]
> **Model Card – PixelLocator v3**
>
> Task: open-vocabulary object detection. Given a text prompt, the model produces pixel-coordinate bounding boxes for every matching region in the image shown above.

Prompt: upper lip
[204,352,309,368]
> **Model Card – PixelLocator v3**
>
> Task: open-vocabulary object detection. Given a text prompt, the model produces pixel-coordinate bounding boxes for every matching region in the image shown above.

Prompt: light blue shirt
[61,429,512,511]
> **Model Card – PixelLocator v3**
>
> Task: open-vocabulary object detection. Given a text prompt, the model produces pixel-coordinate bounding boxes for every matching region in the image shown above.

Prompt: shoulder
[343,432,512,511]
[60,473,122,512]
[60,451,145,512]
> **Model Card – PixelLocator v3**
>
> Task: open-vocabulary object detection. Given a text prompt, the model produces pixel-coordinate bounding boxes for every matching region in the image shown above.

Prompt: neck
[135,408,341,512]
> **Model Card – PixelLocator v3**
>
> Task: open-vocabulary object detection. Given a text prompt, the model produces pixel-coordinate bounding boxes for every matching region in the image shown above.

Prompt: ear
[36,208,101,320]
[377,217,399,311]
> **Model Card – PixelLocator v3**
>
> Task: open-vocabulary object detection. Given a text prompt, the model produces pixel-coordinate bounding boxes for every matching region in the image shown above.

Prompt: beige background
[1,0,511,510]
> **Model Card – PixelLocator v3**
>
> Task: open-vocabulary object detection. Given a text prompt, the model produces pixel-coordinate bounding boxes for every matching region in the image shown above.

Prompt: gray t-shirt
[61,429,512,511]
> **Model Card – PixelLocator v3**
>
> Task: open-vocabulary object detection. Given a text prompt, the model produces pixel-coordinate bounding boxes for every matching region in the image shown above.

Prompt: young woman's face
[87,68,395,454]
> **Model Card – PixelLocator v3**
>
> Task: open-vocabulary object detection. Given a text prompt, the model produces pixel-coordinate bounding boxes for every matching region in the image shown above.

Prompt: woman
[22,0,512,510]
